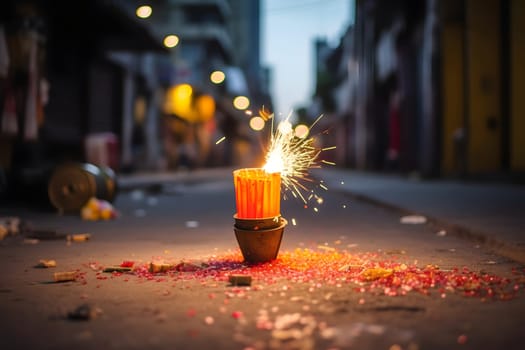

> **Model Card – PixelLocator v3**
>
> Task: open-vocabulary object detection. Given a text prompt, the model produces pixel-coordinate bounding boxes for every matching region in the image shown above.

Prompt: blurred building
[314,0,525,181]
[114,0,271,170]
[0,0,167,200]
[0,0,270,200]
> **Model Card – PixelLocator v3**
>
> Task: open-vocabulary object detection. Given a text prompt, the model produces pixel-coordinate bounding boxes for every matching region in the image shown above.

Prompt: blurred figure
[162,114,197,171]
[386,89,401,171]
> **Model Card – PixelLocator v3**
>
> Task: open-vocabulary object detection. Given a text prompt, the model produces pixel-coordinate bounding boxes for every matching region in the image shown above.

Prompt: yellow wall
[465,0,502,173]
[511,0,525,170]
[441,23,465,175]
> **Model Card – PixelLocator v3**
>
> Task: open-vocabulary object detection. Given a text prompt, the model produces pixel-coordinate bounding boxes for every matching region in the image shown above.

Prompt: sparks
[259,106,273,121]
[260,110,335,205]
[215,136,226,145]
[321,160,336,166]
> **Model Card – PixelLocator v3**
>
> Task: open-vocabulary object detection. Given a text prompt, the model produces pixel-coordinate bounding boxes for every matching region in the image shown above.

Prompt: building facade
[315,0,525,180]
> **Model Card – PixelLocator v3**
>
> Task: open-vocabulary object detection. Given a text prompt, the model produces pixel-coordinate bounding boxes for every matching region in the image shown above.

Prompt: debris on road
[228,274,252,286]
[149,262,173,273]
[81,197,118,221]
[53,271,78,282]
[174,262,204,272]
[36,259,57,268]
[89,249,524,301]
[67,303,102,321]
[102,266,133,273]
[360,267,394,281]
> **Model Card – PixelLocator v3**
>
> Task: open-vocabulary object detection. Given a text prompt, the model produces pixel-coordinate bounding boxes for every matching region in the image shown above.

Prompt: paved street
[1,167,524,349]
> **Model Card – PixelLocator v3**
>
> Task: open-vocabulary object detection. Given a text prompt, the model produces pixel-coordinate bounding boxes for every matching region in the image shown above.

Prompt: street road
[0,169,524,349]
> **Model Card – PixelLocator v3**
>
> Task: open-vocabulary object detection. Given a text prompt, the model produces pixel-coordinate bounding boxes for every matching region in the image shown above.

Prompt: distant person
[386,90,401,171]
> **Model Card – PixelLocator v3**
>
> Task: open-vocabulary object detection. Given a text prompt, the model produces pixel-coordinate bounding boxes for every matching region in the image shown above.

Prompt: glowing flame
[263,147,284,173]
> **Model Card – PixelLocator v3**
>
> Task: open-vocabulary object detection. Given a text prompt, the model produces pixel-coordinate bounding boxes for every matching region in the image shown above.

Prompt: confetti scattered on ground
[93,248,523,301]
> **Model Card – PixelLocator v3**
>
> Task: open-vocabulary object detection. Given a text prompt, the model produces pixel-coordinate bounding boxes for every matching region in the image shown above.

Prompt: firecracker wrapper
[53,271,77,282]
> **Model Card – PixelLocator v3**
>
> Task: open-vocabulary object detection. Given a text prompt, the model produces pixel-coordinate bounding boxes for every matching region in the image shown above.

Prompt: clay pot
[234,217,287,263]
[233,214,281,231]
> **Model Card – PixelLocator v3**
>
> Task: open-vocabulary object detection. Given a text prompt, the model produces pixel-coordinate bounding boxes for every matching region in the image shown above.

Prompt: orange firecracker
[233,168,281,219]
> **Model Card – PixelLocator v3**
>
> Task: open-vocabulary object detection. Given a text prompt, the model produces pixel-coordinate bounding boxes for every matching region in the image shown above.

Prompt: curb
[336,190,525,265]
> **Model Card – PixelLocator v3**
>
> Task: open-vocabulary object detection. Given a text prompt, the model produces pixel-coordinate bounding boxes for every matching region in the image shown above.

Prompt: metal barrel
[47,163,118,212]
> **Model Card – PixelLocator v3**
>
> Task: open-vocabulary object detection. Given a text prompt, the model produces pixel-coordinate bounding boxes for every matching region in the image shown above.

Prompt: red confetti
[232,311,243,319]
[120,261,134,268]
[82,248,524,302]
[186,309,197,318]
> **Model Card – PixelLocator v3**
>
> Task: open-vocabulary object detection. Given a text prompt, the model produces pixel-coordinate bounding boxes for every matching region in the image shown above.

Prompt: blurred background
[0,0,524,205]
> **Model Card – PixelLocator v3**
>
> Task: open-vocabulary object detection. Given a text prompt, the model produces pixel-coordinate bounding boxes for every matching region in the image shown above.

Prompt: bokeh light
[163,34,179,48]
[210,70,225,84]
[136,5,152,19]
[249,116,265,131]
[233,96,250,110]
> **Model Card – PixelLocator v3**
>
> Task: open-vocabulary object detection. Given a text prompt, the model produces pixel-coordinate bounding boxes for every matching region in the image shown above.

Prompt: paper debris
[175,262,203,272]
[149,262,173,273]
[36,259,56,268]
[54,271,77,282]
[229,274,252,286]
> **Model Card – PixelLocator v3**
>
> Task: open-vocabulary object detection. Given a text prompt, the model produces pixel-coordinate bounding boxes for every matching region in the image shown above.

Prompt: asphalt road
[1,171,524,350]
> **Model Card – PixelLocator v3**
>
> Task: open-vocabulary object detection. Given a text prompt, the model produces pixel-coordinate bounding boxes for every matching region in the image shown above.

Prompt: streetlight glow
[233,96,250,110]
[136,5,152,19]
[163,34,179,48]
[210,70,225,84]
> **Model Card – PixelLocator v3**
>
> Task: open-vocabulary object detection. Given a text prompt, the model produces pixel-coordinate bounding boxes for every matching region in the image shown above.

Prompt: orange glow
[195,94,216,122]
[249,116,265,131]
[136,5,152,19]
[210,70,225,84]
[163,34,179,48]
[233,96,250,110]
[233,168,281,219]
[164,84,192,117]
